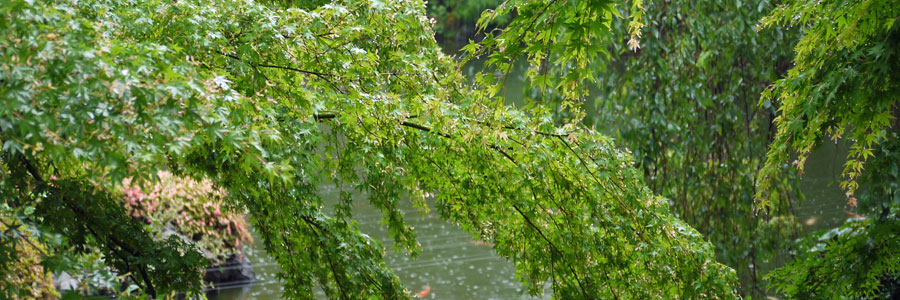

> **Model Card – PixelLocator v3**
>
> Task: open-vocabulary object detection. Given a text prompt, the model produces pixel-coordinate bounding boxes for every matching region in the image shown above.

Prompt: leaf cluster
[766,204,900,298]
[462,0,644,123]
[756,0,900,207]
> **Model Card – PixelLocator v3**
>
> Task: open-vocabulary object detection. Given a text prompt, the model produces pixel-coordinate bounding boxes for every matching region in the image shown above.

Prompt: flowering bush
[122,172,251,264]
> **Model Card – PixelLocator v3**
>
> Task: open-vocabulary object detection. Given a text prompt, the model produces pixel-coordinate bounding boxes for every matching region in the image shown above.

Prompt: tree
[587,0,801,297]
[757,0,900,297]
[463,0,802,296]
[0,0,739,299]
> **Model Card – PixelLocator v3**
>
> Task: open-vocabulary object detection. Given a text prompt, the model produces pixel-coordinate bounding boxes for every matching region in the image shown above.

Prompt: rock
[204,253,255,285]
[159,223,255,286]
[55,272,79,291]
[160,224,193,245]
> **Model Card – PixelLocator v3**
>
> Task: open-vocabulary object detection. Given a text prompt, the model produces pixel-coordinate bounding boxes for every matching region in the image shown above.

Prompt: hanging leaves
[756,0,900,208]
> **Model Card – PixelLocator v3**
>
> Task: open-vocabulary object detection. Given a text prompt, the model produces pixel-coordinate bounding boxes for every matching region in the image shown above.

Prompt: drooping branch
[313,113,523,163]
[311,112,601,297]
[299,215,351,300]
[216,51,342,92]
[216,51,329,77]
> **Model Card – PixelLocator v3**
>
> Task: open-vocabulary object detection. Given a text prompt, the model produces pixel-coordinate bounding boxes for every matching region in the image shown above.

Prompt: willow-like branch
[216,51,341,91]
[311,112,597,297]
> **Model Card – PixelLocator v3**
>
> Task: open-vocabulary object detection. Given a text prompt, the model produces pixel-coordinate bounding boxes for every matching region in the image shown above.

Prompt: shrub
[122,172,252,265]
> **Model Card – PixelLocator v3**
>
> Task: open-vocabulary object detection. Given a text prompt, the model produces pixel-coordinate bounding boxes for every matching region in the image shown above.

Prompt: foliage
[0,0,741,299]
[1,215,57,300]
[766,133,900,299]
[587,0,801,296]
[756,0,900,207]
[11,176,207,298]
[462,0,644,123]
[765,203,900,298]
[2,205,138,298]
[458,0,801,296]
[757,0,900,298]
[426,0,507,38]
[122,171,252,265]
[857,133,900,215]
[51,250,133,297]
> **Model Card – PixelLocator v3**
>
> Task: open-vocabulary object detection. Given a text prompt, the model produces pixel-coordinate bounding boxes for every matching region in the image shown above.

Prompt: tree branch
[18,155,43,183]
[300,215,351,300]
[311,112,599,297]
[216,51,341,92]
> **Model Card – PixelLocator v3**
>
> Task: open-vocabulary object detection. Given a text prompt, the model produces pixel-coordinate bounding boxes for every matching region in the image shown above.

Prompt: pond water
[796,141,854,233]
[206,183,540,300]
[206,41,857,299]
